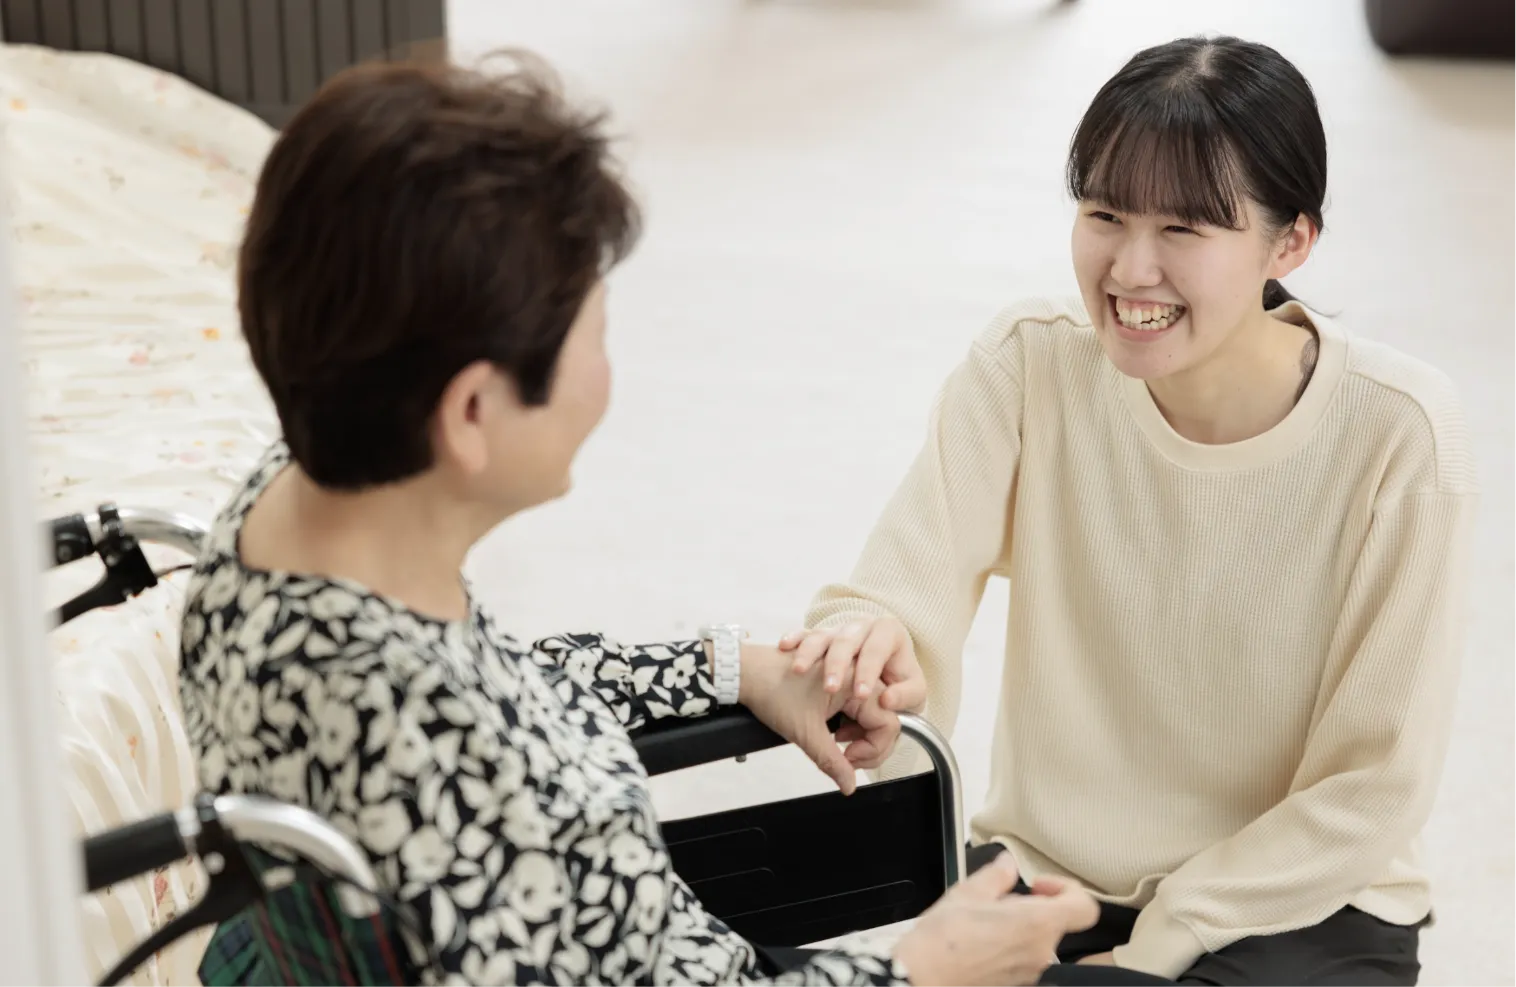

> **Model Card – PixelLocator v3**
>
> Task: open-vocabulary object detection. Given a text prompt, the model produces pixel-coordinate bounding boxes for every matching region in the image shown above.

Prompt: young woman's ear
[1268,213,1318,281]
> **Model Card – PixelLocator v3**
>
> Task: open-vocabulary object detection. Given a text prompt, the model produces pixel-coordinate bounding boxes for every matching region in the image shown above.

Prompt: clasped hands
[733,618,1110,985]
[736,617,925,795]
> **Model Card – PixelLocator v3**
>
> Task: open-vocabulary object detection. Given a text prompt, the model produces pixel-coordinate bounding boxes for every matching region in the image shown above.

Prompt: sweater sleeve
[804,312,1027,775]
[1114,489,1478,980]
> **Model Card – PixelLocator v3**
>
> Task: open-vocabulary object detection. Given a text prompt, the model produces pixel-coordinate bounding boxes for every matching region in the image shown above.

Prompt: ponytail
[1262,279,1297,310]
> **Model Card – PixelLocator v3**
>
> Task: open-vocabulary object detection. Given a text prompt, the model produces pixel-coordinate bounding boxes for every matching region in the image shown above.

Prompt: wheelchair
[52,504,967,986]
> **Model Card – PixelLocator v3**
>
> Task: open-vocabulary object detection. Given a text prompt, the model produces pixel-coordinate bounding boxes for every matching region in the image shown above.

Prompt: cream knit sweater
[806,297,1478,979]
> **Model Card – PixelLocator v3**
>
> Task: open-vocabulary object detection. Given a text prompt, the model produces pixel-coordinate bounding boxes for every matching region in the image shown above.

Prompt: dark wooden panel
[382,0,444,62]
[176,0,214,88]
[404,0,442,47]
[208,0,248,101]
[280,0,317,103]
[314,0,351,80]
[382,0,404,57]
[72,0,112,50]
[104,0,145,60]
[1,0,43,44]
[349,0,386,63]
[40,0,76,48]
[142,0,180,71]
[244,0,285,105]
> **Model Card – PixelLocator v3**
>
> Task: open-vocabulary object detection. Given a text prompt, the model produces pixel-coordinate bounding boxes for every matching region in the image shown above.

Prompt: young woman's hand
[778,616,927,714]
[892,850,1099,985]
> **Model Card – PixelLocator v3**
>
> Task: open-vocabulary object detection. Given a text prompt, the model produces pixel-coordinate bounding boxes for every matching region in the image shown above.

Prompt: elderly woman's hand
[737,644,899,795]
[894,851,1099,985]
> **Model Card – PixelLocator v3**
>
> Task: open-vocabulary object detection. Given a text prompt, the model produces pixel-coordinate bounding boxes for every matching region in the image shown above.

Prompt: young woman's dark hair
[238,53,641,490]
[1065,35,1327,310]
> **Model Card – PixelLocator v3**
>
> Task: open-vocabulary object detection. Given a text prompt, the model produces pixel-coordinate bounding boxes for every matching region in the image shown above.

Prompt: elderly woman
[173,55,1124,987]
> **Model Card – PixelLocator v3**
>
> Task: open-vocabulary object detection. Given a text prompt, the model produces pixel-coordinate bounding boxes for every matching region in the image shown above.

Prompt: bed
[0,3,445,983]
[0,0,447,125]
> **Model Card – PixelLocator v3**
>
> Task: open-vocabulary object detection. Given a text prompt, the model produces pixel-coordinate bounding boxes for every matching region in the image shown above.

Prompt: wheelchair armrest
[630,705,844,777]
[636,708,968,886]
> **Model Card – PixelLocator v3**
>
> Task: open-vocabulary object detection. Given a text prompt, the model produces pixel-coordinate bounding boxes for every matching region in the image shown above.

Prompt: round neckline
[1116,302,1347,472]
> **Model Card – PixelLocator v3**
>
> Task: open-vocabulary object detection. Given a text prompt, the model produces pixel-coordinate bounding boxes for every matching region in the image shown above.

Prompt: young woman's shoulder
[1330,321,1478,498]
[968,295,1101,367]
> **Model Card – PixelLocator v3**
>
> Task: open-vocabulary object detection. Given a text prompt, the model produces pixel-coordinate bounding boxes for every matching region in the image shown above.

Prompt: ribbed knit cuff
[810,606,892,632]
[1111,901,1207,981]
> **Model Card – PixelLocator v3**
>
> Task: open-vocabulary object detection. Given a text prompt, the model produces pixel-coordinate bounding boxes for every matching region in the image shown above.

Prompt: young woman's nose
[1109,233,1163,290]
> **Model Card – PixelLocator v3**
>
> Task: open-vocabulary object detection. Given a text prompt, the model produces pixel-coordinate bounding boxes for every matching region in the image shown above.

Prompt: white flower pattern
[179,443,906,986]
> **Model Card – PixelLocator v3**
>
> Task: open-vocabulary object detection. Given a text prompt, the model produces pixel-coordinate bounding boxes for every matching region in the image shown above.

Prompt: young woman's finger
[789,630,833,673]
[835,720,866,744]
[843,738,885,768]
[821,623,867,692]
[851,623,896,699]
[880,675,928,713]
[777,630,806,651]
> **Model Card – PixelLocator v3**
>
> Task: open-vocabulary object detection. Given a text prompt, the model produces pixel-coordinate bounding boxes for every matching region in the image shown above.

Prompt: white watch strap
[704,625,743,705]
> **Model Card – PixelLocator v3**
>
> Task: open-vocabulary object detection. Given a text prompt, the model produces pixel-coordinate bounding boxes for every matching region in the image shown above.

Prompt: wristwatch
[698,624,746,706]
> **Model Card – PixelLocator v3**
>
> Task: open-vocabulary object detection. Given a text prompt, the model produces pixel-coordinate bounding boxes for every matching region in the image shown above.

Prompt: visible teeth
[1114,299,1185,331]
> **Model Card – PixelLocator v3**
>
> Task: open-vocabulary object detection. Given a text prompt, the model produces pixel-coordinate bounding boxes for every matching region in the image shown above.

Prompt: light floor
[447,2,1514,983]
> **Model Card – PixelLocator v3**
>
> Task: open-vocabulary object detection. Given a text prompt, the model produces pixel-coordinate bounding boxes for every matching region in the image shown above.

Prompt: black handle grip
[631,705,845,777]
[82,811,189,893]
[46,513,94,568]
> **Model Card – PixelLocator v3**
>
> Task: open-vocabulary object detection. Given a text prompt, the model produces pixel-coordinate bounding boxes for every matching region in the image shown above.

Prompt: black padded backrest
[0,0,447,127]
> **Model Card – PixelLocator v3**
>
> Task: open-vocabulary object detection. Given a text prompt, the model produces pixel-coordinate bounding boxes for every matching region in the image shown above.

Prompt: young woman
[786,35,1477,986]
[174,55,1114,987]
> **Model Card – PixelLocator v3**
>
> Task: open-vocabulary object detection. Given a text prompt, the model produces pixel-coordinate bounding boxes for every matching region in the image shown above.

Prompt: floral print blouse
[178,443,908,986]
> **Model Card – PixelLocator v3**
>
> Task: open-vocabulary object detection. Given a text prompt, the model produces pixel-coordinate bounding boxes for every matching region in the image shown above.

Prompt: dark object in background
[0,0,448,127]
[1365,0,1515,59]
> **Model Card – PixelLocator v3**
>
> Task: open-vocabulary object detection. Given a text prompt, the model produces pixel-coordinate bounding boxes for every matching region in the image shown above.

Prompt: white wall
[0,157,85,985]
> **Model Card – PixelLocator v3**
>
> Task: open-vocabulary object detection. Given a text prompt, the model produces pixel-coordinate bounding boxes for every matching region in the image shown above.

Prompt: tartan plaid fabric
[197,850,423,987]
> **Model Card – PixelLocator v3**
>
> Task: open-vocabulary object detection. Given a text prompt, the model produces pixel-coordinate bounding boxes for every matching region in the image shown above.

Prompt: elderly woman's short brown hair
[238,53,640,489]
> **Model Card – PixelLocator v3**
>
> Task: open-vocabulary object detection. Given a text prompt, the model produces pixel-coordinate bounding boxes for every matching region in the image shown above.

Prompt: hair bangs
[1067,103,1251,230]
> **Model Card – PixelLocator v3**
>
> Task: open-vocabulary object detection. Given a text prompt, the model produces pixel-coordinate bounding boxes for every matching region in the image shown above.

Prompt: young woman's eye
[1165,224,1196,235]
[1089,211,1119,224]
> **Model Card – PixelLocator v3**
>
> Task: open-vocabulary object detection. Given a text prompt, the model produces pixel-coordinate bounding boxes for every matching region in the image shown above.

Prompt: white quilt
[1,43,277,985]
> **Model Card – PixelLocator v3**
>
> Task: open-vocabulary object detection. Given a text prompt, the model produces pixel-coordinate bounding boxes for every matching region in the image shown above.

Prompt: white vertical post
[0,158,86,982]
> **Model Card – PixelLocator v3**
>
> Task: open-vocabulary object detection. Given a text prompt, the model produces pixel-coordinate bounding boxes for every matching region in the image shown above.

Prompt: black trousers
[756,847,1420,985]
[964,843,1423,986]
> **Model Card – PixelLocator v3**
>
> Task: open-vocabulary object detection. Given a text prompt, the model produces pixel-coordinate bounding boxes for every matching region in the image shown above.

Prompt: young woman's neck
[246,467,490,621]
[1147,308,1317,445]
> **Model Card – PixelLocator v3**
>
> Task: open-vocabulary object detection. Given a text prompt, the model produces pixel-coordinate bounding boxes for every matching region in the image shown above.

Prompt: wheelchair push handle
[81,796,382,918]
[46,504,210,626]
[45,505,208,567]
[83,808,198,894]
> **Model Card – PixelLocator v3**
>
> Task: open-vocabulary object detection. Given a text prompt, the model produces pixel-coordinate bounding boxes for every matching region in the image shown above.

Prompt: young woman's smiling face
[1062,36,1328,387]
[1071,196,1303,382]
